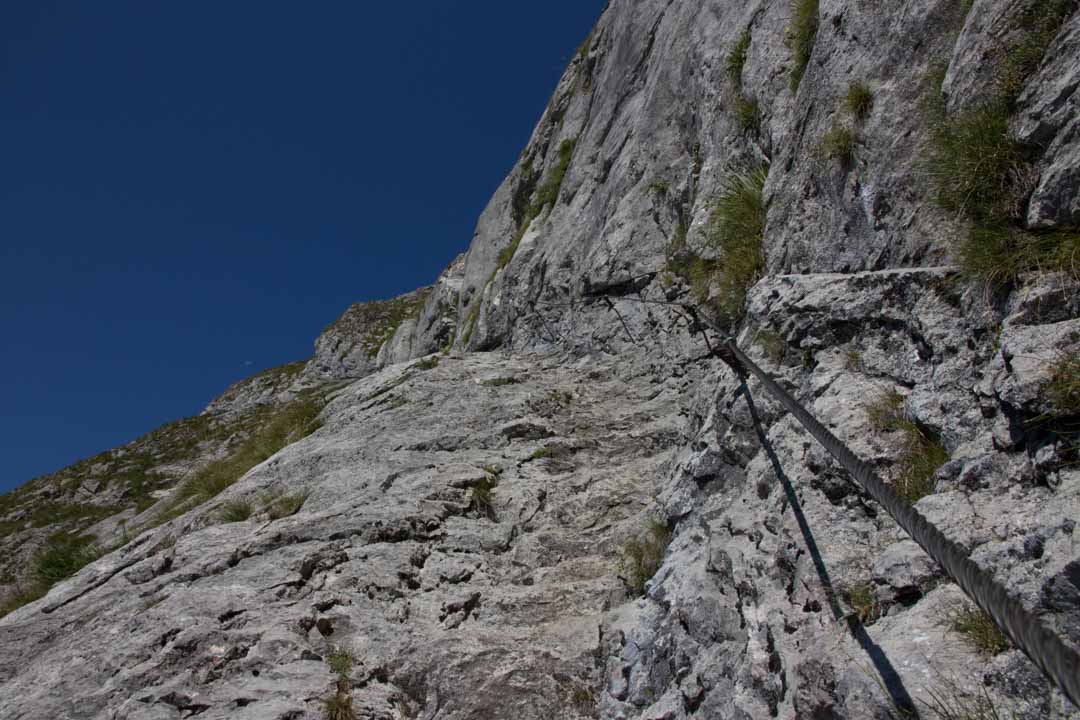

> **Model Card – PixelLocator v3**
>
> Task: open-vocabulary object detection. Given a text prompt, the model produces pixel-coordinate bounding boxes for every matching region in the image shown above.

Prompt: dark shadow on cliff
[737,378,920,718]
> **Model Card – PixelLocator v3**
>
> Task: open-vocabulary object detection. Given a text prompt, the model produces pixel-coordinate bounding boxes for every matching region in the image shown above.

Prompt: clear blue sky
[0,1,604,492]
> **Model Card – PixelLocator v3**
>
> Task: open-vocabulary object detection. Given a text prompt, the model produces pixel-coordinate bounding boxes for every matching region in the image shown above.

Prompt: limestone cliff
[1,1,1078,719]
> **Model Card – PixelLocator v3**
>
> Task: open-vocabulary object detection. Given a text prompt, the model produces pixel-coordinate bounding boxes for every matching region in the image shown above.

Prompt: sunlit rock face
[2,1,1078,718]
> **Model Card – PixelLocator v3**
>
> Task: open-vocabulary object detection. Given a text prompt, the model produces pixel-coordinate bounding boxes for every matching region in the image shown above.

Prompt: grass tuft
[734,95,761,134]
[414,356,439,371]
[620,518,672,596]
[950,603,1010,656]
[706,166,769,323]
[471,474,498,521]
[266,491,309,520]
[865,390,948,504]
[36,533,100,585]
[846,82,874,121]
[754,329,786,364]
[843,581,881,625]
[788,0,820,91]
[822,124,858,167]
[921,677,1007,720]
[727,29,752,88]
[866,389,906,432]
[218,499,253,523]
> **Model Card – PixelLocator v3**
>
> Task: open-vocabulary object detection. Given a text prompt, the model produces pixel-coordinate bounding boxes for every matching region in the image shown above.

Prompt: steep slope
[2,0,1079,718]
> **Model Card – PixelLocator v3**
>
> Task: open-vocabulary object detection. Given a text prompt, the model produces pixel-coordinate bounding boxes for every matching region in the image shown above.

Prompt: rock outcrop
[2,0,1078,718]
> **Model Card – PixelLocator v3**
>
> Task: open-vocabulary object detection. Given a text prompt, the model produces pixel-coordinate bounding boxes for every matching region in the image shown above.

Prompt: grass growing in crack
[498,138,577,271]
[727,29,752,88]
[923,0,1077,285]
[846,82,874,121]
[706,165,768,323]
[950,603,1010,656]
[734,95,760,134]
[788,0,820,91]
[324,649,356,720]
[754,329,786,363]
[414,356,439,371]
[265,491,309,520]
[865,390,948,503]
[866,389,906,431]
[620,518,672,596]
[218,499,253,523]
[471,474,498,521]
[843,582,881,625]
[822,124,857,167]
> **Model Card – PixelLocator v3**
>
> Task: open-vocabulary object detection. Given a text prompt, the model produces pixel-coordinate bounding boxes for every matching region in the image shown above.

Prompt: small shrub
[328,649,354,677]
[706,165,769,323]
[620,518,673,596]
[648,180,670,197]
[264,492,308,520]
[950,603,1010,656]
[822,125,858,167]
[218,499,253,523]
[727,29,752,88]
[866,389,906,432]
[843,582,881,625]
[845,348,863,372]
[788,0,820,91]
[324,678,356,720]
[1046,352,1080,416]
[754,329,786,363]
[471,475,498,521]
[846,82,874,121]
[734,95,760,134]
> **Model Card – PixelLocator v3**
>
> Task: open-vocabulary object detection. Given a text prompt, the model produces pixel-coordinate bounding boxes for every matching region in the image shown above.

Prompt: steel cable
[722,339,1080,709]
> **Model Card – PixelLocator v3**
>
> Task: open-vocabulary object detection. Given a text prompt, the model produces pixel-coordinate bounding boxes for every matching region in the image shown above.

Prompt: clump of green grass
[648,180,670,197]
[36,532,100,585]
[950,603,1010,656]
[1046,351,1080,416]
[706,165,769,323]
[266,491,309,520]
[822,124,858,167]
[167,397,324,516]
[414,356,439,371]
[734,95,760,134]
[471,474,498,521]
[865,390,948,504]
[923,0,1076,286]
[866,389,906,431]
[727,29,752,88]
[788,0,820,91]
[754,329,786,364]
[846,82,874,121]
[843,581,881,625]
[218,499,253,523]
[325,648,356,720]
[620,518,673,596]
[482,377,519,387]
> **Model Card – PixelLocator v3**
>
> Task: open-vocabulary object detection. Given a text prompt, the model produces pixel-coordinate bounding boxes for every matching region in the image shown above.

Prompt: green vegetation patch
[471,474,498,521]
[727,29,752,88]
[924,0,1078,285]
[620,517,672,596]
[788,0,820,91]
[865,389,948,504]
[843,581,882,625]
[822,124,857,167]
[706,165,769,323]
[950,603,1010,656]
[1,532,102,618]
[165,396,324,517]
[734,95,760,135]
[1046,351,1080,416]
[498,139,577,271]
[846,82,874,122]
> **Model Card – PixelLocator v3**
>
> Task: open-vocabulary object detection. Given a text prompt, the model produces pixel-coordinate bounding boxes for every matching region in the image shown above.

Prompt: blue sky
[0,1,604,492]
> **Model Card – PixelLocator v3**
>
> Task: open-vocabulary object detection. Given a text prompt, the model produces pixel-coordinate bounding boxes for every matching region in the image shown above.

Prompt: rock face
[2,0,1080,718]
